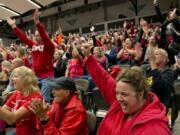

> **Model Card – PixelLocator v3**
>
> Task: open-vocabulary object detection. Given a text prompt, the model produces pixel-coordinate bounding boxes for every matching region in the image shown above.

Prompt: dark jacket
[54,58,67,78]
[105,46,120,67]
[146,67,174,108]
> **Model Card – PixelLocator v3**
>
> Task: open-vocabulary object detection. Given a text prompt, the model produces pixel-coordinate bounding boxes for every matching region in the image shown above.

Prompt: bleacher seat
[92,87,109,118]
[86,111,97,135]
[74,79,90,109]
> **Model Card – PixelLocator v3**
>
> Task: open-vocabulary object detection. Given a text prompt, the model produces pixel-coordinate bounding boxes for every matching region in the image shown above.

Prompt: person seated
[117,38,136,66]
[0,66,43,135]
[144,35,158,63]
[29,77,88,135]
[93,46,107,69]
[81,43,171,135]
[0,60,12,91]
[104,38,121,68]
[16,46,31,68]
[147,48,174,109]
[2,58,24,103]
[65,42,84,79]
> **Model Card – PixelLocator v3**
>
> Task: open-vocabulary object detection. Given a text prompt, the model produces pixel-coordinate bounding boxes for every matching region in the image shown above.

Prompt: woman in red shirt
[93,46,107,69]
[65,43,84,79]
[117,38,136,65]
[0,66,43,135]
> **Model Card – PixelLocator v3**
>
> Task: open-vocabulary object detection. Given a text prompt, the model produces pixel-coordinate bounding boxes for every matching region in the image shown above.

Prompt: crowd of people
[0,0,179,134]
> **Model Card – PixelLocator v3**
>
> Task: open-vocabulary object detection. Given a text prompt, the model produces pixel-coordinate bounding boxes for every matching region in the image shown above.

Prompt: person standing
[6,9,55,103]
[0,66,43,135]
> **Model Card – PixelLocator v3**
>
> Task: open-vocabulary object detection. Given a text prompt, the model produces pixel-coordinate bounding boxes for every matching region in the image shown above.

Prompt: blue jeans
[38,77,53,104]
[80,75,96,91]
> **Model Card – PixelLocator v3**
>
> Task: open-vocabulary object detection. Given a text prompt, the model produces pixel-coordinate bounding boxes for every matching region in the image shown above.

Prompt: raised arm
[6,17,34,47]
[153,0,165,24]
[82,43,116,105]
[34,9,55,49]
[92,35,98,47]
[71,42,83,60]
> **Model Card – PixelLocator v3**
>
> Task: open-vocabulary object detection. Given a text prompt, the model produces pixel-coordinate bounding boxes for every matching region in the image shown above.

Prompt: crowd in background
[0,0,179,134]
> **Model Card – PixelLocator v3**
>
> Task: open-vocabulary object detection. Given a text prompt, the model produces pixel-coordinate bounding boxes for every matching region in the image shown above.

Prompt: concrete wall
[5,0,180,36]
[56,7,104,31]
[0,38,15,46]
[106,0,173,20]
[52,0,174,32]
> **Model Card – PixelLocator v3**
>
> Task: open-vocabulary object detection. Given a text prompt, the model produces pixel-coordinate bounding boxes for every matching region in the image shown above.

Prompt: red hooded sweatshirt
[13,22,55,78]
[85,55,172,135]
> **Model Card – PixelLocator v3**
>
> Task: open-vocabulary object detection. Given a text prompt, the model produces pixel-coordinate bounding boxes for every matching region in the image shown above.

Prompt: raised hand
[81,41,93,57]
[58,26,62,33]
[153,0,158,5]
[6,17,16,28]
[34,9,40,24]
[28,98,49,120]
[169,8,177,20]
[90,26,95,32]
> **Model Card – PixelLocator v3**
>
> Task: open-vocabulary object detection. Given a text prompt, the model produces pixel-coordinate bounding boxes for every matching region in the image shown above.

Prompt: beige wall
[9,0,180,35]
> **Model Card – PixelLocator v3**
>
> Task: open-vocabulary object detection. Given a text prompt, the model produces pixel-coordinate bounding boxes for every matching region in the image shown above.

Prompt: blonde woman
[148,48,174,108]
[0,66,43,135]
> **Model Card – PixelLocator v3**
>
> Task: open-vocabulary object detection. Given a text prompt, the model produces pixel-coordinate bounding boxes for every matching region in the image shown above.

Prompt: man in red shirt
[0,66,43,135]
[6,9,55,103]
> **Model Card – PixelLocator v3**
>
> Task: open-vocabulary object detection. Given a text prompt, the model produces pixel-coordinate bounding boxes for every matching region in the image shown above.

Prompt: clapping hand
[28,98,49,120]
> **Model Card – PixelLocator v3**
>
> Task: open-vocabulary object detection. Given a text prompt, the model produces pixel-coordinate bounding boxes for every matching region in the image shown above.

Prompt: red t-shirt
[68,59,84,78]
[22,56,32,69]
[121,48,135,62]
[5,91,43,135]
